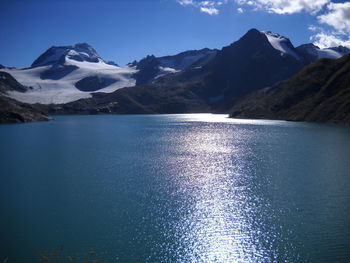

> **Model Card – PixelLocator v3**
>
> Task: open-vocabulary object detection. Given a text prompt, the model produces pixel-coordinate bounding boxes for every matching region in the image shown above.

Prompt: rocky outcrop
[0,71,27,93]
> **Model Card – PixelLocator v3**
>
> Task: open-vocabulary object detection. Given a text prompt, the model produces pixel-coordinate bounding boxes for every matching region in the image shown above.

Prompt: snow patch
[263,31,301,60]
[155,66,180,79]
[2,60,137,104]
[159,54,206,70]
[317,48,346,59]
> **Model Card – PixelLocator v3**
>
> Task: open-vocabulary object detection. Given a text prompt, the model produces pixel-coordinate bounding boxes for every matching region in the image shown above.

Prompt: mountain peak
[31,43,103,67]
[73,42,92,49]
[246,28,261,35]
[236,28,268,45]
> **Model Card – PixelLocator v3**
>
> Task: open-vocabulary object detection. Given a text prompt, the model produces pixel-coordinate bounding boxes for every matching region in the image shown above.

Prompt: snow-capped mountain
[262,31,350,64]
[31,43,103,67]
[1,43,137,104]
[296,43,350,64]
[1,44,217,104]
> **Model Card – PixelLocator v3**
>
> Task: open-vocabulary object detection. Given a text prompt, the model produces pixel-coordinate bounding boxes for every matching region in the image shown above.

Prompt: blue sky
[1,0,349,68]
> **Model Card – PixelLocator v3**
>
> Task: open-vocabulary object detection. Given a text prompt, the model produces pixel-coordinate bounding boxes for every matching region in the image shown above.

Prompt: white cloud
[311,32,350,48]
[235,0,330,14]
[308,25,321,31]
[234,0,350,48]
[200,6,220,15]
[237,7,244,13]
[308,2,350,48]
[176,0,350,48]
[178,0,195,6]
[318,2,350,34]
[178,0,330,15]
[177,0,221,15]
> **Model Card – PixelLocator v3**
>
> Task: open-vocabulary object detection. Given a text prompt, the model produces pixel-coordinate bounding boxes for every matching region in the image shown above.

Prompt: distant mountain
[0,72,50,123]
[0,44,217,104]
[194,29,306,110]
[198,30,350,110]
[1,28,350,117]
[1,43,137,104]
[229,54,350,124]
[150,29,350,112]
[131,48,217,85]
[296,43,350,64]
[35,29,350,118]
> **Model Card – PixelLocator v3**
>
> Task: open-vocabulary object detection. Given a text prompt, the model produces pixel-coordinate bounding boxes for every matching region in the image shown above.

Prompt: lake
[1,114,350,262]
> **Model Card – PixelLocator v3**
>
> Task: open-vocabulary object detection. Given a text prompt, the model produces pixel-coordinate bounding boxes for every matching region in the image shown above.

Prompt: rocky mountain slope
[196,29,306,110]
[229,54,350,124]
[0,72,50,124]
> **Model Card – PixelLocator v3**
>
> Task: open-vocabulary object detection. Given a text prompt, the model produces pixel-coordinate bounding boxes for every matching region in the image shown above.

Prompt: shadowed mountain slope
[229,54,350,124]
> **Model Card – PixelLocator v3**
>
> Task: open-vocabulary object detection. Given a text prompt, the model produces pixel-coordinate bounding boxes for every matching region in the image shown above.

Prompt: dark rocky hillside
[42,80,210,115]
[0,95,51,124]
[229,54,350,124]
[0,72,50,124]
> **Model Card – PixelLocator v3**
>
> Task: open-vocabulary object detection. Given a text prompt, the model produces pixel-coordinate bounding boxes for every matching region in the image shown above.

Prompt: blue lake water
[1,114,350,262]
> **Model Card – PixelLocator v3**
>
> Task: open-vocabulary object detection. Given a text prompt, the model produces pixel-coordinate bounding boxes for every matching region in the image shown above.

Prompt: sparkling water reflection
[1,114,350,262]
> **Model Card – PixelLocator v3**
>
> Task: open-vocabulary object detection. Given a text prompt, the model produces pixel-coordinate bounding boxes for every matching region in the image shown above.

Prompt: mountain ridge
[1,28,350,124]
[1,29,349,106]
